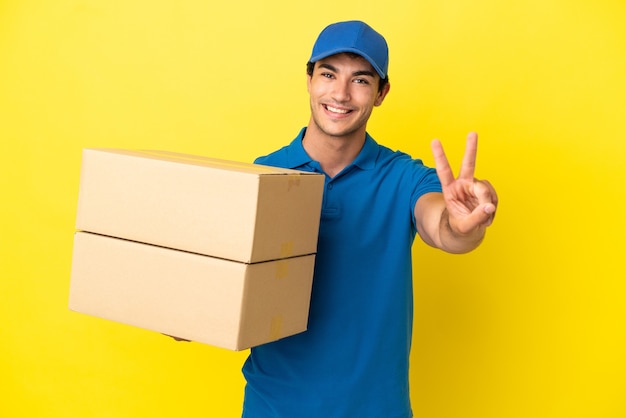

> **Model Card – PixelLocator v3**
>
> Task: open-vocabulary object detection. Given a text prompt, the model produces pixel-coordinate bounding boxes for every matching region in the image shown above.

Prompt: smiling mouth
[324,104,352,114]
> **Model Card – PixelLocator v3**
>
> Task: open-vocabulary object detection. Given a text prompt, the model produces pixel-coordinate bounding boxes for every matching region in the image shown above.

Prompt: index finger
[458,132,478,180]
[431,138,455,187]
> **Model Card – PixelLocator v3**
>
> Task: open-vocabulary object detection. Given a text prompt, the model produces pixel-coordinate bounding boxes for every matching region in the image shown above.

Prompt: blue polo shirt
[242,128,442,418]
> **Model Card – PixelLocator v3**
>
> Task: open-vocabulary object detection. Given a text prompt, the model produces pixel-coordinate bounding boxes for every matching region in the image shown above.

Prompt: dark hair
[306,58,389,93]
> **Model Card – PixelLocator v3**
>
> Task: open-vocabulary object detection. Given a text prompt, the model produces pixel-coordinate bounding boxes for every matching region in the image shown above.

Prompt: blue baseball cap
[309,20,389,79]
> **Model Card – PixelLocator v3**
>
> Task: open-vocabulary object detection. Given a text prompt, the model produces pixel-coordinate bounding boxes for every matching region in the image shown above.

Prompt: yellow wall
[2,1,625,417]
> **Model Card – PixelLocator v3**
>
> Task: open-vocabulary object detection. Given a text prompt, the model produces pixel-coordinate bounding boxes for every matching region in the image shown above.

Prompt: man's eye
[354,78,369,84]
[321,73,333,78]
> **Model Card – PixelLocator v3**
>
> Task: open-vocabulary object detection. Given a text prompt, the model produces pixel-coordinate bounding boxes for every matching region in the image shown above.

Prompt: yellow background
[2,0,625,417]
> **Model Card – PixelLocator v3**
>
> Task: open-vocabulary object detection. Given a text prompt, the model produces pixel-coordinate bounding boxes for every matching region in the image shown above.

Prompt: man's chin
[311,120,364,139]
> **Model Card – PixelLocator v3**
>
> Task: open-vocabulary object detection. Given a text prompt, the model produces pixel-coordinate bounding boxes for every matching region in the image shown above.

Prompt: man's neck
[302,122,366,178]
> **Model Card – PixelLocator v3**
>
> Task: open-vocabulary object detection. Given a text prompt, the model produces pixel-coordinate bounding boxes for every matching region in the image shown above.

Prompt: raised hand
[431,132,498,236]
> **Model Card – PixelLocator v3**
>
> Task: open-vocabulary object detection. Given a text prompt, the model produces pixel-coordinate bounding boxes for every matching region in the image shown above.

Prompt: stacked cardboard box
[69,149,324,350]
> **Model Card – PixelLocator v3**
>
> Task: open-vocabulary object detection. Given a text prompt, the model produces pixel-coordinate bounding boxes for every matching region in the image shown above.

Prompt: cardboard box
[75,148,324,263]
[69,232,316,350]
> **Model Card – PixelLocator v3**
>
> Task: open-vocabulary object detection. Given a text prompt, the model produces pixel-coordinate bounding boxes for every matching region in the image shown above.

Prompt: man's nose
[331,80,351,102]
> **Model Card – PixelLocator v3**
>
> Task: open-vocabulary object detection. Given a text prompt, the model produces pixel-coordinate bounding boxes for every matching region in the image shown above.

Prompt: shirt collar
[351,133,378,171]
[285,128,314,169]
[286,128,379,171]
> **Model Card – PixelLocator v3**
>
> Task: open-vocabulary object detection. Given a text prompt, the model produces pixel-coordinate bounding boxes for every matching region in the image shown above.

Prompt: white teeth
[326,105,349,114]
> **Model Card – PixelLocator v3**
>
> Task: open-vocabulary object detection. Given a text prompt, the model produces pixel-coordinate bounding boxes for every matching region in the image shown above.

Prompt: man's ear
[306,73,312,93]
[375,82,391,107]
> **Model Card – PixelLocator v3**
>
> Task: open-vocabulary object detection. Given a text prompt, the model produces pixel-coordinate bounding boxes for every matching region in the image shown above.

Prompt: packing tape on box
[270,315,284,340]
[280,241,294,258]
[287,174,301,191]
[275,260,289,279]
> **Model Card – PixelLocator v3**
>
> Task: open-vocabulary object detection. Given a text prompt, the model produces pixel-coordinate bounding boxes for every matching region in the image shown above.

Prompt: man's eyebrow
[318,63,338,72]
[317,63,376,78]
[352,70,376,78]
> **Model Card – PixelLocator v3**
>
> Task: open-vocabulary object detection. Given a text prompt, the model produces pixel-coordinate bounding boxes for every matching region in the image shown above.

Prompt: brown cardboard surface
[75,148,324,263]
[69,232,315,350]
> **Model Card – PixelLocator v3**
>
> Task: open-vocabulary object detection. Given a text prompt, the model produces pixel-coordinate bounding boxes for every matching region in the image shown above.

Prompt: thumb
[480,203,496,226]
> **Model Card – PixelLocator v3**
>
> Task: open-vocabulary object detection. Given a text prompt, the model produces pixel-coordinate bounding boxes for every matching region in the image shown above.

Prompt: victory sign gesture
[431,132,498,236]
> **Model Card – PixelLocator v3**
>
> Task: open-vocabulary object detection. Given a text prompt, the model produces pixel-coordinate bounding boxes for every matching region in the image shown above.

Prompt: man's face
[307,53,389,140]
